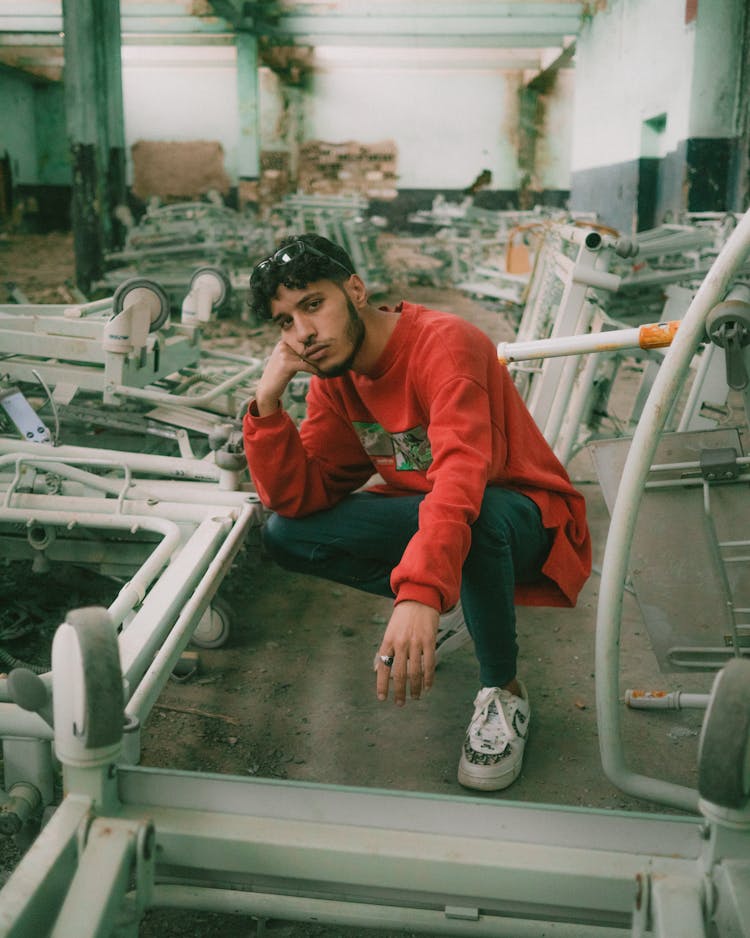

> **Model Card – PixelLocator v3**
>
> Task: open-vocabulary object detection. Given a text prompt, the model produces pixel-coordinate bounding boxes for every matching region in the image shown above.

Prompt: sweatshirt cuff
[394,582,444,613]
[244,399,284,423]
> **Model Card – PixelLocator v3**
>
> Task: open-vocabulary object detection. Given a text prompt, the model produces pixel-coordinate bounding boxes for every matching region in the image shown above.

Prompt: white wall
[305,51,527,189]
[571,0,694,171]
[120,45,239,183]
[111,41,575,193]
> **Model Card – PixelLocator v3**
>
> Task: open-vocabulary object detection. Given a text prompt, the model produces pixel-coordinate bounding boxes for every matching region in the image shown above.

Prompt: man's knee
[261,512,295,564]
[262,512,334,571]
[473,489,548,563]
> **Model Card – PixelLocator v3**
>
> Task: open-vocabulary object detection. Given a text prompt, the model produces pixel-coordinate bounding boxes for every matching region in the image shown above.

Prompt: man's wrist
[253,395,281,417]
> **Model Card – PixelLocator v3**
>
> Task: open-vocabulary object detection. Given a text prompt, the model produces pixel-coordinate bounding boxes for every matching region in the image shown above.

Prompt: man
[243,233,591,792]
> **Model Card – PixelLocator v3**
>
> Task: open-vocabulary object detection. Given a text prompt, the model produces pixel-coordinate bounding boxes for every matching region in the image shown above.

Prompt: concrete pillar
[100,0,127,251]
[236,31,261,207]
[62,0,126,292]
[728,3,750,212]
[687,0,746,212]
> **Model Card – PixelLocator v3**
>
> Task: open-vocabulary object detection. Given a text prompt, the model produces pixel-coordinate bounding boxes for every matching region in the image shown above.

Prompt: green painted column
[236,31,261,205]
[62,0,125,291]
[100,0,127,252]
[63,0,103,293]
[687,0,746,212]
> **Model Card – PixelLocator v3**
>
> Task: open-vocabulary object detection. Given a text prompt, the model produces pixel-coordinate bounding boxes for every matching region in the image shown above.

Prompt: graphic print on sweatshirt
[353,421,432,471]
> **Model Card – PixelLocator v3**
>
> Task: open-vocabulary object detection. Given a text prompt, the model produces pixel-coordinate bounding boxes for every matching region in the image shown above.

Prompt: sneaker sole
[457,754,523,791]
[434,627,472,665]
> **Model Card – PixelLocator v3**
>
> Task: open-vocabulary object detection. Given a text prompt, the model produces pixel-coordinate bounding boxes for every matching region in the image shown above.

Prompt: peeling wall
[306,61,528,191]
[571,0,694,171]
[536,68,575,190]
[570,0,747,232]
[130,140,231,200]
[3,35,577,223]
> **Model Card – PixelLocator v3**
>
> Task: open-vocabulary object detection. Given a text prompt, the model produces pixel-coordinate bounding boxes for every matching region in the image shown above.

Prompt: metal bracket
[699,447,740,482]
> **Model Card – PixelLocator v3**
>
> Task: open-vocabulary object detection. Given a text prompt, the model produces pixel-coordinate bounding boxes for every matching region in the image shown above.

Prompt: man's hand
[375,600,439,706]
[255,339,320,417]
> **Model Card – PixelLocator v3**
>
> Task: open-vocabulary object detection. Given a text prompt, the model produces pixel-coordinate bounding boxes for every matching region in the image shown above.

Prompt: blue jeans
[262,488,551,687]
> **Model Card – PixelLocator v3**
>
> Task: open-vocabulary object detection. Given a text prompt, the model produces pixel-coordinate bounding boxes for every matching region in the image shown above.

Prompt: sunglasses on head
[254,239,353,277]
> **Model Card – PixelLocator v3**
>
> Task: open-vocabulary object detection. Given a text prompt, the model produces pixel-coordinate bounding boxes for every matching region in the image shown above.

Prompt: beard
[315,297,366,378]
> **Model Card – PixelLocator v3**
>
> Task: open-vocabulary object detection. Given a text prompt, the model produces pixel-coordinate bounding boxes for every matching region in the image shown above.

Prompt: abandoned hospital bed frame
[1,219,750,936]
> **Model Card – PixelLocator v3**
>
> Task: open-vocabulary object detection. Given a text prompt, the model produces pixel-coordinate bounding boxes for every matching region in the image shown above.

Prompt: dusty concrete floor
[0,231,717,936]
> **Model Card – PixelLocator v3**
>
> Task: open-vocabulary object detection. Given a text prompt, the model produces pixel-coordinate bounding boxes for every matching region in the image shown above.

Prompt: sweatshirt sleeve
[242,382,374,517]
[389,371,498,613]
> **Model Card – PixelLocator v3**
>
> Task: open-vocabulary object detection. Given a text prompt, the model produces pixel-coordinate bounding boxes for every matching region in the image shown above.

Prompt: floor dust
[0,231,716,937]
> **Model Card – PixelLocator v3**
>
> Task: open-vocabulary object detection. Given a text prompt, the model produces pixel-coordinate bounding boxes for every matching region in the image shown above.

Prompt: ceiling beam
[0,15,233,35]
[258,13,582,39]
[0,0,583,79]
[244,3,583,47]
[1,2,584,46]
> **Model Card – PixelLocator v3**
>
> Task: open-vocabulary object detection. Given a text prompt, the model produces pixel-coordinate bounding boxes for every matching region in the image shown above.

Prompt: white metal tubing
[529,296,597,441]
[117,515,233,700]
[633,225,716,258]
[50,818,142,938]
[0,704,54,739]
[64,297,114,317]
[148,884,627,937]
[0,793,92,937]
[0,439,223,483]
[0,507,182,631]
[4,489,257,524]
[544,352,582,448]
[1,738,55,804]
[0,455,132,507]
[553,349,605,466]
[555,224,607,249]
[125,503,256,724]
[595,207,750,811]
[497,321,678,364]
[525,238,608,428]
[650,875,707,938]
[110,361,260,407]
[120,792,700,932]
[0,296,113,318]
[625,691,710,711]
[94,479,257,506]
[106,517,182,629]
[571,264,621,291]
[500,326,640,363]
[201,348,263,367]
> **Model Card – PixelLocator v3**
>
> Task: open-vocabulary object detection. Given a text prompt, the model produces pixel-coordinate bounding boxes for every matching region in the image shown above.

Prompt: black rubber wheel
[698,657,750,809]
[191,598,232,649]
[112,277,171,332]
[189,266,231,314]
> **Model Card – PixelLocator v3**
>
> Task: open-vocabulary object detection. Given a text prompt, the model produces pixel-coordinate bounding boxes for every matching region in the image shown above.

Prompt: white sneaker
[435,601,472,664]
[457,683,530,791]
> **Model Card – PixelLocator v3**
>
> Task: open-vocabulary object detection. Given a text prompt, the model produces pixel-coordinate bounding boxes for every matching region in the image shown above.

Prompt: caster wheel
[191,598,232,649]
[698,658,750,809]
[189,266,232,317]
[112,277,171,332]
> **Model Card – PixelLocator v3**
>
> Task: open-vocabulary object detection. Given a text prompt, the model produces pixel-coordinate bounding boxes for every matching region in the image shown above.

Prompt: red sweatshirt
[243,301,591,614]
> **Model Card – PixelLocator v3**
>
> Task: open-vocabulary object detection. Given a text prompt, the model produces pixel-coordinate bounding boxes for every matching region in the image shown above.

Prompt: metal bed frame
[2,217,750,935]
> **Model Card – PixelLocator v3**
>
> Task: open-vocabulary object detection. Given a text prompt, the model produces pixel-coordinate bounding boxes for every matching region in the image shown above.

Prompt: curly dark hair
[248,233,356,321]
